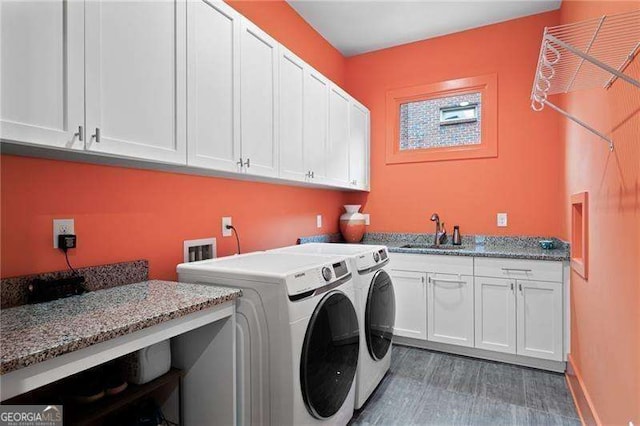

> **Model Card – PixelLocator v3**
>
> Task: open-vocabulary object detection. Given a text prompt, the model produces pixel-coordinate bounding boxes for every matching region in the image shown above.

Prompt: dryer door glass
[300,291,359,419]
[366,270,396,360]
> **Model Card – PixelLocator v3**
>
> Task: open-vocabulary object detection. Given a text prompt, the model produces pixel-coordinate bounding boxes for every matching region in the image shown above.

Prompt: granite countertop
[0,280,241,375]
[299,233,570,261]
[365,233,570,261]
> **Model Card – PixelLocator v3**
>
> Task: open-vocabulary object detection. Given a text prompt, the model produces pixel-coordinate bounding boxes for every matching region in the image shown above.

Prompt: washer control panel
[286,260,351,297]
[355,247,389,272]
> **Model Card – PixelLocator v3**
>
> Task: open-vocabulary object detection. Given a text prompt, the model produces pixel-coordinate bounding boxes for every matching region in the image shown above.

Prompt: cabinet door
[85,0,186,164]
[349,100,370,190]
[428,273,474,347]
[239,19,278,177]
[325,85,350,187]
[186,0,241,172]
[389,270,427,340]
[278,48,306,181]
[303,69,329,181]
[474,277,516,354]
[516,280,563,361]
[1,0,84,149]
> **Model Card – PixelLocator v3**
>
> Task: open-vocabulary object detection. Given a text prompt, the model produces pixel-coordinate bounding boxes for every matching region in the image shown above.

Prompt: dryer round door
[300,291,359,419]
[365,270,396,361]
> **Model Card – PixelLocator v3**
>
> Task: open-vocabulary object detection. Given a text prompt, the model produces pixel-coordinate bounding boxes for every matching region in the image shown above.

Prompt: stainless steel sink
[400,244,465,250]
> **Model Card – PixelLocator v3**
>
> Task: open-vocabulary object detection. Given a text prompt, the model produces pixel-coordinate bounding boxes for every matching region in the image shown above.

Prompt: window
[399,93,481,151]
[439,102,479,126]
[386,74,497,163]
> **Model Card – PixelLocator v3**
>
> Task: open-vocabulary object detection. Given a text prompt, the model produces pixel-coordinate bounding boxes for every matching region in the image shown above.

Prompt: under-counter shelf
[530,9,640,151]
[2,368,184,426]
[66,368,184,426]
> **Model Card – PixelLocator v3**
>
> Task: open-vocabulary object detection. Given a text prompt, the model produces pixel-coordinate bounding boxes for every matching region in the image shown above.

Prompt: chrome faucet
[430,213,447,246]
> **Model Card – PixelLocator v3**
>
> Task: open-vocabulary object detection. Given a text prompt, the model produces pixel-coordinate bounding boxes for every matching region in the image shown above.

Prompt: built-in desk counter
[0,280,241,425]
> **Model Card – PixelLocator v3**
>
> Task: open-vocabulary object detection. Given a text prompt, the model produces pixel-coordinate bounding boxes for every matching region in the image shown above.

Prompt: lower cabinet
[516,279,563,361]
[474,277,517,354]
[474,277,563,361]
[389,253,566,364]
[389,270,427,340]
[427,273,474,347]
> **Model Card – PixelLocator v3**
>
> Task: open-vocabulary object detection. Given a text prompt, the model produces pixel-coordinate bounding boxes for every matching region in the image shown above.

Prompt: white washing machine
[177,252,359,425]
[270,243,395,409]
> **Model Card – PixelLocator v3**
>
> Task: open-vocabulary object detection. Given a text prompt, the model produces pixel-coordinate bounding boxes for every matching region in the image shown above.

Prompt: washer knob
[373,252,380,262]
[321,267,333,282]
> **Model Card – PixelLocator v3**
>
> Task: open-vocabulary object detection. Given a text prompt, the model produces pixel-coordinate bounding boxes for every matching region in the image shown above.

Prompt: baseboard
[394,336,566,373]
[565,354,601,426]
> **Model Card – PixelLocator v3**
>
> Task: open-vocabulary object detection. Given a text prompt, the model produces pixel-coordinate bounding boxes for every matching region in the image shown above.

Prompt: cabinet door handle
[510,282,514,292]
[74,126,84,142]
[501,268,532,273]
[431,278,465,284]
[245,158,250,168]
[91,128,100,143]
[519,283,523,293]
[351,179,357,185]
[311,171,315,178]
[237,157,243,167]
[421,276,425,284]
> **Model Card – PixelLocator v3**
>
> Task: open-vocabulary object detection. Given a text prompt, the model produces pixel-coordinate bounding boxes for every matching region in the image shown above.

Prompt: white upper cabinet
[474,277,517,354]
[516,279,563,361]
[304,69,329,181]
[0,0,84,149]
[349,100,370,190]
[187,0,241,172]
[278,48,306,181]
[326,85,351,187]
[1,1,370,190]
[84,0,186,164]
[240,19,279,177]
[427,273,475,348]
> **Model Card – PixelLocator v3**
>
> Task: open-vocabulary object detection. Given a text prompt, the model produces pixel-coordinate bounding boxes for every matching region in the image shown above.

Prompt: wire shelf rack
[530,9,640,151]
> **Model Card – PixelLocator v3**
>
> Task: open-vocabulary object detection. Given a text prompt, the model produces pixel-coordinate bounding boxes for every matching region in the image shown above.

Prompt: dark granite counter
[0,280,241,375]
[299,232,569,261]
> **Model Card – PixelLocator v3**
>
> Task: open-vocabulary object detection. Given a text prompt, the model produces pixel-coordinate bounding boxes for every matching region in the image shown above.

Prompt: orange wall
[0,156,349,279]
[560,1,640,425]
[344,11,564,236]
[0,0,348,279]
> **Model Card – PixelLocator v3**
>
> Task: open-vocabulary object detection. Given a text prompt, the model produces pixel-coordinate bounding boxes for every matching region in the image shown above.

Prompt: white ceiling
[287,0,562,56]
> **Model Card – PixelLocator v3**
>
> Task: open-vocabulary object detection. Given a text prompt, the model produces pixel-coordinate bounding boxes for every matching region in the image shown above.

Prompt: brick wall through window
[399,92,482,150]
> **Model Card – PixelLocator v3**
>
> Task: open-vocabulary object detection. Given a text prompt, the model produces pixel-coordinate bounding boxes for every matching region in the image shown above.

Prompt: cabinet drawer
[474,258,563,283]
[389,253,473,275]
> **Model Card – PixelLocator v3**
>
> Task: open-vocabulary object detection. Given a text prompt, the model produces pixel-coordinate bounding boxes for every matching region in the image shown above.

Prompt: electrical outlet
[497,213,508,227]
[364,214,370,226]
[316,215,322,228]
[222,217,232,237]
[53,218,74,248]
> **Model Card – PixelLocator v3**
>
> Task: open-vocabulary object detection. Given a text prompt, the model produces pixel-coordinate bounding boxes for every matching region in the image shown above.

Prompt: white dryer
[270,243,395,409]
[177,252,359,425]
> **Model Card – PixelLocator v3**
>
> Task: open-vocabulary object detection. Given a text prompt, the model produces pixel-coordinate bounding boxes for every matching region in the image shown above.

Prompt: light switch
[497,213,508,227]
[364,214,370,226]
[316,215,322,228]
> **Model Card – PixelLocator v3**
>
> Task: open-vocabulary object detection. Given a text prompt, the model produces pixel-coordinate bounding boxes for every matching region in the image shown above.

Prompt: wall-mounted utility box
[184,238,216,263]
